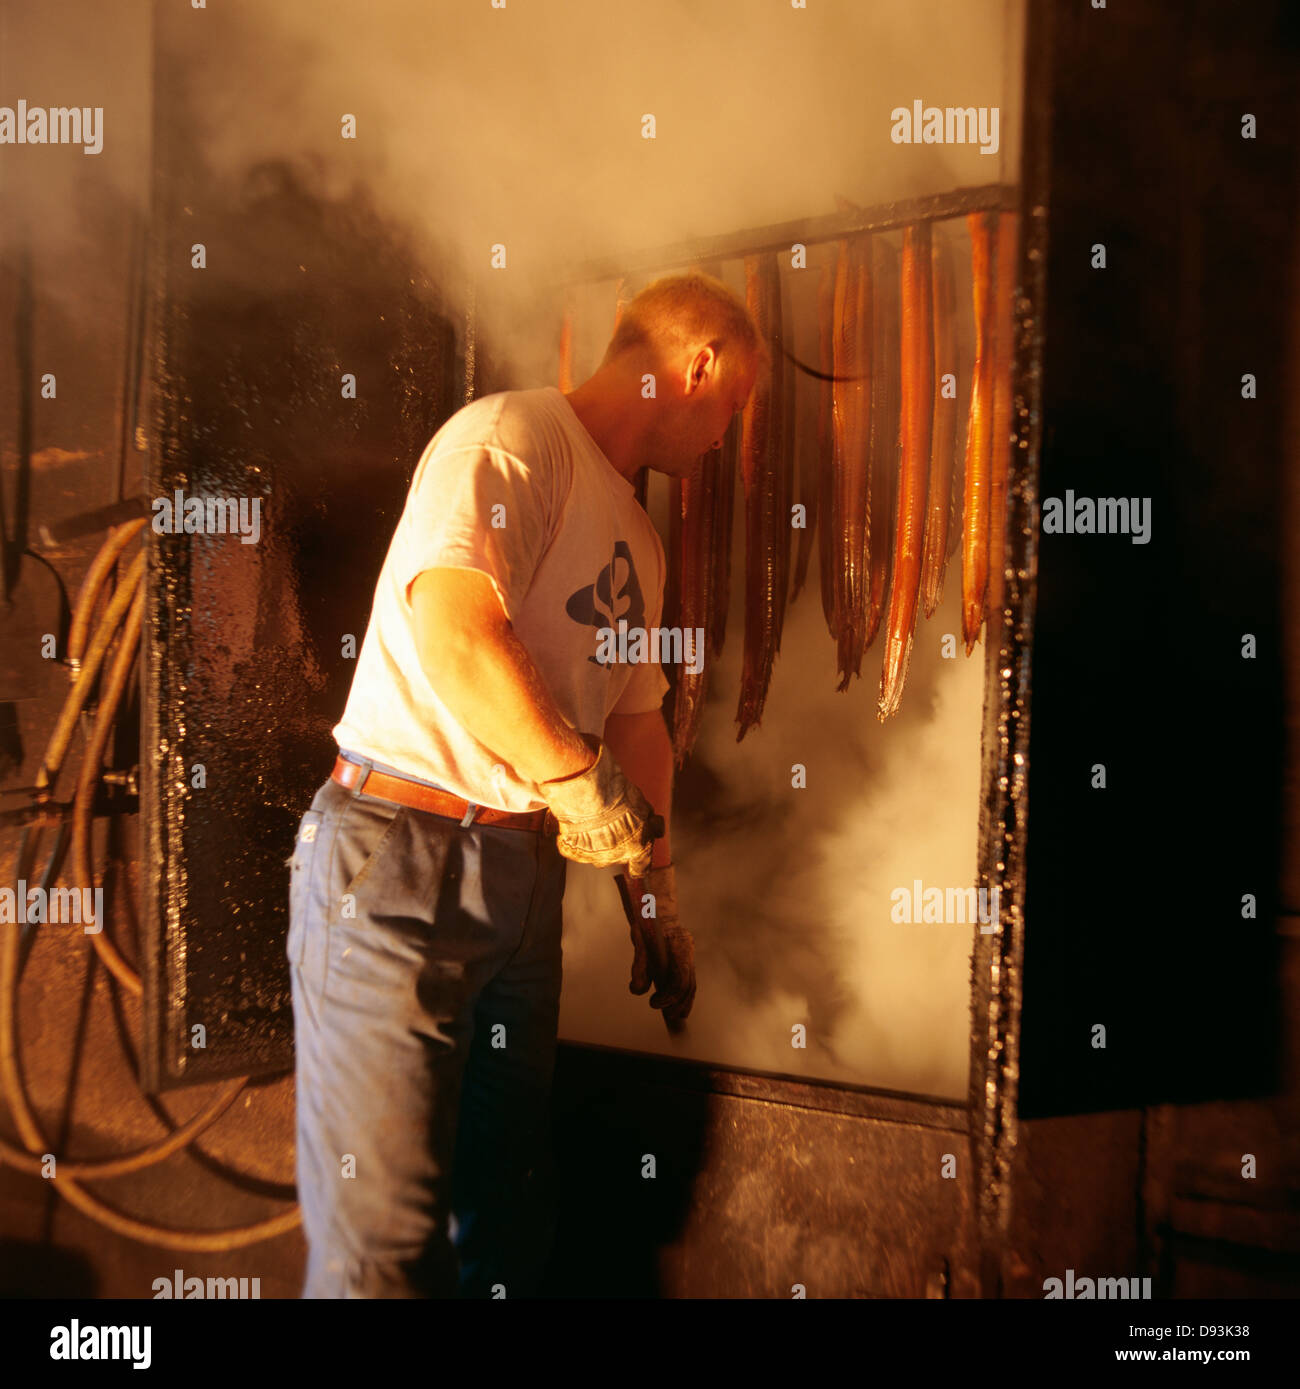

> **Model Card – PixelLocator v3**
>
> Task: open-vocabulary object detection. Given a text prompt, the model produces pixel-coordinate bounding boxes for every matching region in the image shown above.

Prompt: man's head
[597,271,767,478]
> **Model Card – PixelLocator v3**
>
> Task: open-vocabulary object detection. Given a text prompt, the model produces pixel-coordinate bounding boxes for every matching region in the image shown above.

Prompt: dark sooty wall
[142,50,460,1090]
[1019,0,1295,1114]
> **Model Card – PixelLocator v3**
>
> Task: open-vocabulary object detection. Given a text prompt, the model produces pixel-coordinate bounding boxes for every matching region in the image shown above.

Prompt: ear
[688,345,716,392]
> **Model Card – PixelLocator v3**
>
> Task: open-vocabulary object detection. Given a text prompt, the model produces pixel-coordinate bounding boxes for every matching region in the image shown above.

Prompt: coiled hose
[0,522,302,1250]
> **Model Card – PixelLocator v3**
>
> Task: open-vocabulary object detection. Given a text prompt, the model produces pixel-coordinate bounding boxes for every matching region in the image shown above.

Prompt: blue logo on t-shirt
[565,541,646,665]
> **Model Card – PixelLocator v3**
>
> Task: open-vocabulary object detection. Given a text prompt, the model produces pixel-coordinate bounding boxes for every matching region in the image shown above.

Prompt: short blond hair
[602,270,769,380]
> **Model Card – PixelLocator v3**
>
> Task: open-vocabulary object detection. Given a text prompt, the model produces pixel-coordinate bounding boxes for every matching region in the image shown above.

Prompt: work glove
[616,864,696,1025]
[539,735,663,876]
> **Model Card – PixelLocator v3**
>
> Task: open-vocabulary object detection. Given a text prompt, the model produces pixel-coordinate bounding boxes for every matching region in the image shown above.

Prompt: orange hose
[1,558,301,1249]
[67,517,148,671]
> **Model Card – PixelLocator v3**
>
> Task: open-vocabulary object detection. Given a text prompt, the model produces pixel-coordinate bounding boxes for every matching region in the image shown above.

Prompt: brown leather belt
[331,755,554,833]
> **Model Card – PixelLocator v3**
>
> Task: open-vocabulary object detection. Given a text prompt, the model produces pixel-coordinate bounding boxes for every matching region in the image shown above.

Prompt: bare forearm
[411,570,592,787]
[433,623,593,786]
[604,709,673,870]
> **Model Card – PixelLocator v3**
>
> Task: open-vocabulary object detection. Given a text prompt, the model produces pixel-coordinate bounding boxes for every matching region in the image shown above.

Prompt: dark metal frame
[139,63,181,1092]
[966,0,1049,1294]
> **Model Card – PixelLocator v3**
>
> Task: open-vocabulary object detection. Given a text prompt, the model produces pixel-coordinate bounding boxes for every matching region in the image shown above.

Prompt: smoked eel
[672,450,718,765]
[947,269,969,564]
[878,222,935,720]
[961,211,997,654]
[710,415,739,658]
[790,272,821,606]
[735,253,787,739]
[775,271,795,655]
[985,211,1019,623]
[864,237,899,656]
[920,223,958,618]
[664,475,683,708]
[832,237,872,691]
[815,257,839,638]
[699,260,734,661]
[666,475,682,629]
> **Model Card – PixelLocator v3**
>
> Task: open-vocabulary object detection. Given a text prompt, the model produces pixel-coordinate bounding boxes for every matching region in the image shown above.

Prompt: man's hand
[618,864,695,1025]
[540,737,662,876]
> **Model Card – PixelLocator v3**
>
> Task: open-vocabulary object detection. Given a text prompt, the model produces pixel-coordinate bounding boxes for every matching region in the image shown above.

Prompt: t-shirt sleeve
[394,443,553,622]
[609,528,671,716]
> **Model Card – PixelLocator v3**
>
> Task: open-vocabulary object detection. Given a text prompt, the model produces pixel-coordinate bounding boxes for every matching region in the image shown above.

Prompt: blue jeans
[287,770,566,1298]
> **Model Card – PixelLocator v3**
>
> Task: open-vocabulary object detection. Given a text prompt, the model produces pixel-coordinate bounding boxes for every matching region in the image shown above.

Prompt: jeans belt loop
[349,754,375,798]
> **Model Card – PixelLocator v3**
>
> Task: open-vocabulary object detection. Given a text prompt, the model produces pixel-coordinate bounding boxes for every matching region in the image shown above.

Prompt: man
[286,271,763,1298]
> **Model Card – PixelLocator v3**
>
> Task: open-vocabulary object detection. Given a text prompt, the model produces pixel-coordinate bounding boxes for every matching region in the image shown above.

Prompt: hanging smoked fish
[699,261,736,661]
[771,267,809,613]
[920,224,958,618]
[815,257,839,639]
[789,306,820,605]
[735,253,787,739]
[985,211,1019,623]
[961,211,997,654]
[775,272,795,652]
[832,237,871,691]
[665,257,723,764]
[667,475,683,625]
[864,237,899,655]
[947,239,970,563]
[879,222,935,720]
[663,474,683,710]
[710,414,739,659]
[672,451,719,765]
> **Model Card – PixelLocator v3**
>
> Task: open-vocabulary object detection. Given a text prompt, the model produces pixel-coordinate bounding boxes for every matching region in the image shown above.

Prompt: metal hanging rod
[553,181,1017,288]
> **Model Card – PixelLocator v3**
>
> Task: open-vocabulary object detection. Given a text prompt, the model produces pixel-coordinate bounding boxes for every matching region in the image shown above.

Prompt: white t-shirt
[333,386,669,812]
